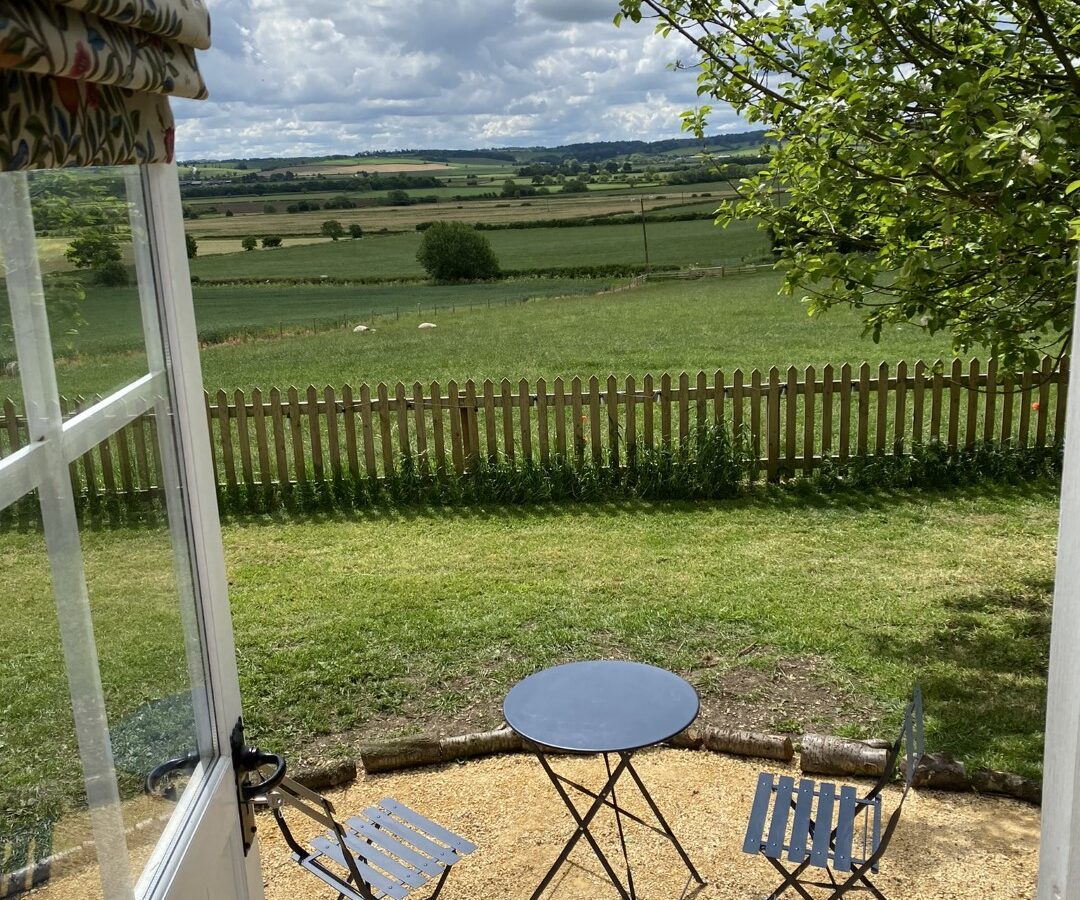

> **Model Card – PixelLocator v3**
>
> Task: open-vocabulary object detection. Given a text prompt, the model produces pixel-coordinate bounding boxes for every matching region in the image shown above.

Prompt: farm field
[0,485,1057,852]
[189,217,771,282]
[3,271,964,399]
[183,188,737,237]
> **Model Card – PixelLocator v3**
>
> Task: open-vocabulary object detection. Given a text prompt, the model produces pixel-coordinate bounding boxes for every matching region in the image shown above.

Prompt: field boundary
[0,356,1066,502]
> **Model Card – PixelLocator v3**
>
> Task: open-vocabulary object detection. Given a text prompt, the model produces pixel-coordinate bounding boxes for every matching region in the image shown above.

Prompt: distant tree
[65,232,127,285]
[225,209,234,217]
[349,223,363,239]
[387,189,410,205]
[185,233,198,259]
[501,179,519,198]
[621,162,633,174]
[263,203,277,214]
[261,235,283,248]
[415,221,500,283]
[242,236,258,251]
[321,219,345,241]
[561,178,588,194]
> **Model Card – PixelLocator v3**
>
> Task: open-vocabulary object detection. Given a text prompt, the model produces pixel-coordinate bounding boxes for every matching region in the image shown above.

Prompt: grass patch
[0,483,1058,863]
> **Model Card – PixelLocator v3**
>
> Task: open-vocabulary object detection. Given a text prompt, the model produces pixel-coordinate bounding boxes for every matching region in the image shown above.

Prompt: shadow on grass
[866,575,1052,780]
[218,477,1062,530]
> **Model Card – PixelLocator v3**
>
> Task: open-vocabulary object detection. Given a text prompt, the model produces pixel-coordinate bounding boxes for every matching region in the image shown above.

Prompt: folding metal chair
[742,686,924,899]
[260,776,476,900]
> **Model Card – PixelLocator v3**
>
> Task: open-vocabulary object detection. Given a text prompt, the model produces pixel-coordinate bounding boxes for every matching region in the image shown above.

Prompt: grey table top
[503,660,700,754]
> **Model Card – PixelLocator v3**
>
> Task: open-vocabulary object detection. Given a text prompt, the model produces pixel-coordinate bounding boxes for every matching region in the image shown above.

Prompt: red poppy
[54,77,81,115]
[163,127,175,163]
[70,42,92,78]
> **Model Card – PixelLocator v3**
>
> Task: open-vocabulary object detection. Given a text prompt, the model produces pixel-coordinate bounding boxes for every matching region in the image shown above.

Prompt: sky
[172,0,747,160]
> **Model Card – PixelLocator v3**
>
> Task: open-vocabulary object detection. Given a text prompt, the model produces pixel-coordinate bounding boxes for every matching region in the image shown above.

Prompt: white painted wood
[133,163,262,900]
[1039,263,1080,899]
[0,442,42,510]
[60,371,164,463]
[0,172,136,899]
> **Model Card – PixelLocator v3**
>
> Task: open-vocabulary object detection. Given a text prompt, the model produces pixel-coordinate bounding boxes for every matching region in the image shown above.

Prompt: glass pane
[7,169,150,401]
[0,491,91,890]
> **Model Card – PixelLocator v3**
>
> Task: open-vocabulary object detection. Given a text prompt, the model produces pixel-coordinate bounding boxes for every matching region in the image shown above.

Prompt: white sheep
[418,322,437,330]
[352,324,370,333]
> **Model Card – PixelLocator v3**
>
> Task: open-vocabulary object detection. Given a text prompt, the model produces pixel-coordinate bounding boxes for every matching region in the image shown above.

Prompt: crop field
[189,216,771,282]
[184,188,738,238]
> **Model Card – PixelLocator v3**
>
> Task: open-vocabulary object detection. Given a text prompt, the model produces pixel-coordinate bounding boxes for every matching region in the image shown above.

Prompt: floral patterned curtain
[0,0,211,170]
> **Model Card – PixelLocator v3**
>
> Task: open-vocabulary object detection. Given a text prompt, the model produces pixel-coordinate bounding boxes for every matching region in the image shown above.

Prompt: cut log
[667,725,794,761]
[361,728,523,774]
[800,733,887,778]
[909,751,969,791]
[970,768,1041,805]
[293,759,358,792]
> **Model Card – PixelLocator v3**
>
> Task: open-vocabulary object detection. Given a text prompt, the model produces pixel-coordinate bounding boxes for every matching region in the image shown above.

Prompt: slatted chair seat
[741,687,923,899]
[263,778,476,900]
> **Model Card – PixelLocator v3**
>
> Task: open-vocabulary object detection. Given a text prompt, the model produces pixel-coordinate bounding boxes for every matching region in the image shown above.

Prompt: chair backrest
[869,685,925,797]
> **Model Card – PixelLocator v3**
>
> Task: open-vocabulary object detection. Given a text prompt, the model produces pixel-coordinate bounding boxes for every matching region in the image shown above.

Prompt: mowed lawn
[13,272,964,398]
[0,485,1058,846]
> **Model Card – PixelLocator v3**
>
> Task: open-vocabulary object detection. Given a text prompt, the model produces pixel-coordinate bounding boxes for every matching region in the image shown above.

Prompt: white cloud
[174,0,746,158]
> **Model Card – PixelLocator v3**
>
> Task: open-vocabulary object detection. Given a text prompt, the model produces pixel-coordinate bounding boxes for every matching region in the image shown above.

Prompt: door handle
[145,752,201,801]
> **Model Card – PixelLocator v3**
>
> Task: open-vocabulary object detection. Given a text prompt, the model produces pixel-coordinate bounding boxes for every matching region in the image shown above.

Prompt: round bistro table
[503,660,705,900]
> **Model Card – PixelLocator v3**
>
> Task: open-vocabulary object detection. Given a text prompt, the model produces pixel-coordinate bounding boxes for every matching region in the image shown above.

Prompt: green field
[2,271,965,399]
[189,217,770,281]
[1,485,1057,857]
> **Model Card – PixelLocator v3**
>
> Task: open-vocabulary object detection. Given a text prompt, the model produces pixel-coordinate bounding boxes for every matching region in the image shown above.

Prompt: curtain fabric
[0,0,210,170]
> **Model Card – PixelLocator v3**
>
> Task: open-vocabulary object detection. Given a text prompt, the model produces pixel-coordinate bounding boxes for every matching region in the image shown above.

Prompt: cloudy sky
[172,0,747,159]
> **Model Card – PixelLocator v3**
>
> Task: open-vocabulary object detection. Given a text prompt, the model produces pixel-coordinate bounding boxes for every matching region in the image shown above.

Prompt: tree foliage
[321,219,345,240]
[616,0,1080,365]
[185,233,198,259]
[65,231,127,285]
[415,221,501,283]
[242,236,258,251]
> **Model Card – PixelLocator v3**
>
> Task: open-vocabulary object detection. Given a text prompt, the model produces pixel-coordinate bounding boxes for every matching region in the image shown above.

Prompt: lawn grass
[5,272,964,398]
[0,483,1058,855]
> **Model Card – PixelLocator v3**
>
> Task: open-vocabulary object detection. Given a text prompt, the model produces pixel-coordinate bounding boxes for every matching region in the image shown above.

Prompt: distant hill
[182,132,769,171]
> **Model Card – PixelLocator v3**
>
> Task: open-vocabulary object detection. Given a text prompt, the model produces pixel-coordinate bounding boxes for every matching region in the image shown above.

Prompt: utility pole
[639,197,651,273]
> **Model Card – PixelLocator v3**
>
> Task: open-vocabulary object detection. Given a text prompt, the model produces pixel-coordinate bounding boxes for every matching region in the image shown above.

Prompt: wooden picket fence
[0,356,1067,499]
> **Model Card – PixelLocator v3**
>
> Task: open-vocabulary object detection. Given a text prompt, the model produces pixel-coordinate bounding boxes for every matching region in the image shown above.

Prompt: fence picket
[341,384,360,478]
[377,382,394,476]
[572,377,585,466]
[413,382,429,475]
[235,388,253,486]
[625,375,637,463]
[325,385,342,479]
[931,360,944,444]
[1,398,19,456]
[537,377,550,466]
[429,381,445,475]
[894,360,907,455]
[1037,356,1052,448]
[520,378,533,463]
[732,369,744,449]
[803,365,816,474]
[876,362,889,456]
[607,375,620,468]
[1001,372,1015,448]
[821,364,833,459]
[912,361,925,447]
[1019,370,1033,448]
[750,369,762,474]
[839,363,851,463]
[499,378,514,461]
[76,396,98,502]
[115,421,135,495]
[589,376,603,465]
[270,388,289,484]
[964,359,979,451]
[204,391,216,484]
[288,387,306,482]
[857,363,870,457]
[1056,358,1069,446]
[465,380,480,469]
[983,359,997,445]
[696,370,708,435]
[306,385,324,481]
[660,373,672,451]
[947,359,962,453]
[678,372,690,452]
[395,382,410,461]
[554,377,567,460]
[59,397,82,495]
[643,374,654,453]
[767,367,780,481]
[252,387,272,485]
[448,380,465,475]
[217,389,236,489]
[786,366,798,473]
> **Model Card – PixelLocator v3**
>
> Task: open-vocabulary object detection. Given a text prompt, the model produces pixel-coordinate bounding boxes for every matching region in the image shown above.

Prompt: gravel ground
[25,749,1040,899]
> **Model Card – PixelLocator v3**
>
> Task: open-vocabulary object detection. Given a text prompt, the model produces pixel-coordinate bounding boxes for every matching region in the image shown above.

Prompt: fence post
[803,365,816,474]
[785,365,798,474]
[983,358,997,446]
[607,374,620,470]
[766,368,780,482]
[821,364,833,460]
[572,377,585,468]
[554,377,568,462]
[894,360,907,456]
[876,361,889,457]
[537,378,550,467]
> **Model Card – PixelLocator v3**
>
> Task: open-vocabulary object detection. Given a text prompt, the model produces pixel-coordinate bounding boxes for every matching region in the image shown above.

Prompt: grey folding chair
[261,776,476,900]
[742,686,925,899]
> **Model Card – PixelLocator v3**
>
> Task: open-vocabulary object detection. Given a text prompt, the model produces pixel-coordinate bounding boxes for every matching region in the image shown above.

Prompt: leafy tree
[185,233,198,259]
[65,232,127,285]
[415,221,500,283]
[225,209,234,217]
[321,219,345,241]
[615,0,1080,365]
[261,235,283,248]
[263,203,277,214]
[561,178,588,194]
[242,236,258,251]
[349,224,363,239]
